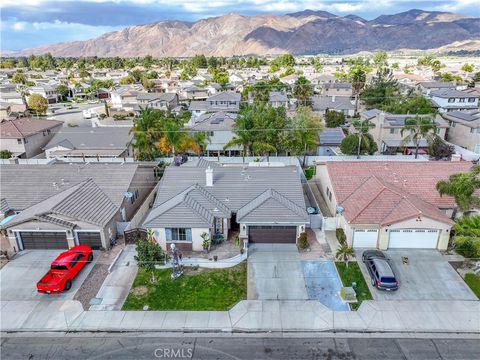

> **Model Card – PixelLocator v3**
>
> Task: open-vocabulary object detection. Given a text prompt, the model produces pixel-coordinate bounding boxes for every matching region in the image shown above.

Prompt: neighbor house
[417,81,456,96]
[0,118,63,158]
[361,110,448,154]
[315,161,475,250]
[322,83,353,97]
[269,91,289,108]
[429,89,479,113]
[206,91,241,113]
[135,92,179,113]
[317,128,345,155]
[43,127,134,160]
[312,95,355,117]
[143,159,308,251]
[0,163,157,252]
[27,85,57,104]
[442,110,480,154]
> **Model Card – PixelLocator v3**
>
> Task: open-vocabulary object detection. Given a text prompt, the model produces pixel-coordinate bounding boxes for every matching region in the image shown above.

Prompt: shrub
[336,228,347,245]
[304,166,315,180]
[455,236,480,259]
[0,150,13,159]
[298,232,309,250]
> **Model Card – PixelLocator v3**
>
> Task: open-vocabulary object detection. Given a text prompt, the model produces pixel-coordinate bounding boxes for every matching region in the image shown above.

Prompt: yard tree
[340,133,377,157]
[27,93,48,116]
[56,84,69,101]
[224,105,256,161]
[285,106,323,166]
[130,107,162,160]
[352,119,377,158]
[451,215,480,258]
[349,66,367,114]
[436,165,480,216]
[381,94,436,114]
[0,150,13,159]
[212,71,229,87]
[325,111,346,128]
[335,244,355,268]
[400,116,437,159]
[429,137,455,160]
[12,71,26,84]
[192,131,211,156]
[134,229,166,283]
[361,67,398,108]
[293,76,313,106]
[372,51,388,68]
[461,63,474,72]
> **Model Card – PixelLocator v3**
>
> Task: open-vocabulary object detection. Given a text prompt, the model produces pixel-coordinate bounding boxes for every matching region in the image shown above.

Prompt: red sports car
[37,245,93,294]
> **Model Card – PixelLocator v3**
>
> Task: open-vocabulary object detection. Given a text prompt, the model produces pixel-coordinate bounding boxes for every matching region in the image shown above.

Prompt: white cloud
[12,22,27,31]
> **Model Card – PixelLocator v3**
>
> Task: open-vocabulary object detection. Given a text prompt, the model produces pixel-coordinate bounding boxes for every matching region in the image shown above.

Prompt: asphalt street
[1,335,479,360]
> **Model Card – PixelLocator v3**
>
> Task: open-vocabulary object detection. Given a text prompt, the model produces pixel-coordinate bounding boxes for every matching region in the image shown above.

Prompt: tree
[12,71,26,84]
[292,76,313,106]
[461,63,474,73]
[381,94,436,114]
[134,229,166,283]
[325,111,346,128]
[286,107,322,166]
[0,150,13,159]
[361,67,398,109]
[27,93,48,116]
[372,51,388,68]
[224,106,255,161]
[56,84,69,101]
[212,71,229,87]
[436,165,480,215]
[335,244,355,267]
[252,142,277,161]
[340,133,377,156]
[429,137,454,160]
[349,66,367,114]
[119,75,136,85]
[451,215,480,258]
[352,119,377,158]
[192,131,211,156]
[400,116,437,159]
[130,107,162,160]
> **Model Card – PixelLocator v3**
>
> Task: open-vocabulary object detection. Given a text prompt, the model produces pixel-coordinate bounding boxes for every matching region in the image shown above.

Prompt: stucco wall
[151,227,210,252]
[447,122,480,153]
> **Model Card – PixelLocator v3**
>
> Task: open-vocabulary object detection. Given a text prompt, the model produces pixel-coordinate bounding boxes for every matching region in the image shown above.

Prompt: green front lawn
[122,262,247,311]
[335,261,373,310]
[464,273,480,299]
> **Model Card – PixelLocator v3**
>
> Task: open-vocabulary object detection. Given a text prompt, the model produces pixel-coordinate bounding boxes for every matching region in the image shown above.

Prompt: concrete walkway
[1,299,478,333]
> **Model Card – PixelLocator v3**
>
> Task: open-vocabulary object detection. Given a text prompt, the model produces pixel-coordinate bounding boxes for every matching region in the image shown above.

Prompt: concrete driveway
[357,249,477,301]
[247,244,308,300]
[0,250,96,301]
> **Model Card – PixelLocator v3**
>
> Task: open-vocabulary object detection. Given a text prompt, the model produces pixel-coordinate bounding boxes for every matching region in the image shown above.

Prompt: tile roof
[326,161,475,211]
[0,118,63,139]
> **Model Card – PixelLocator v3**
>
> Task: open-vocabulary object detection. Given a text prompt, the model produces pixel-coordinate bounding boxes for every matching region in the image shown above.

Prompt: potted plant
[201,232,210,253]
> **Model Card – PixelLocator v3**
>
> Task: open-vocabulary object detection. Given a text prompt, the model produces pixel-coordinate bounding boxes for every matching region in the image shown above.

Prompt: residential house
[181,86,209,101]
[143,159,308,251]
[0,118,63,158]
[312,96,355,117]
[0,102,11,120]
[0,163,157,251]
[361,110,448,154]
[317,128,345,155]
[442,110,480,154]
[190,112,240,156]
[322,83,353,97]
[43,127,134,160]
[417,81,456,96]
[188,101,208,120]
[134,93,179,113]
[110,85,144,110]
[27,85,57,104]
[315,161,475,250]
[429,89,480,113]
[269,91,289,109]
[206,91,241,113]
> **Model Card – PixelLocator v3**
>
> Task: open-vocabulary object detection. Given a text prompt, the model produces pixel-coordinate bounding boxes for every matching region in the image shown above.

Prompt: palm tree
[349,66,366,116]
[192,131,211,156]
[223,107,255,162]
[335,245,355,268]
[292,76,313,106]
[453,215,480,238]
[289,106,323,167]
[352,119,375,159]
[130,107,161,160]
[252,141,277,162]
[436,165,480,217]
[400,116,437,159]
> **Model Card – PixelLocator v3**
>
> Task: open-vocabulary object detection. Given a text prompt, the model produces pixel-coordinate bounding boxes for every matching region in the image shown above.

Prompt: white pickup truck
[82,109,97,119]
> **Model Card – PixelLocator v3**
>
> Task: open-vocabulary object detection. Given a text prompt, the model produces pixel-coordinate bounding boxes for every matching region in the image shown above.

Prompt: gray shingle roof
[44,127,132,150]
[319,128,345,146]
[207,91,241,102]
[430,89,478,98]
[190,112,236,131]
[312,96,354,111]
[143,161,307,228]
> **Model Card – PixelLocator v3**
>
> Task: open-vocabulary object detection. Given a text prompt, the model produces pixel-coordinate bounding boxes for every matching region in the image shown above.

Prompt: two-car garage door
[389,229,439,249]
[249,226,297,244]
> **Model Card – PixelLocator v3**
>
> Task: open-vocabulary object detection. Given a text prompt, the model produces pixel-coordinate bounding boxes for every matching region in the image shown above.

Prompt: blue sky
[1,0,477,51]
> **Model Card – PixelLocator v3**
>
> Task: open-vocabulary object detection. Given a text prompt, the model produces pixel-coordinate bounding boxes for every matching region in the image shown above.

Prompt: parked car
[362,250,399,291]
[37,245,93,294]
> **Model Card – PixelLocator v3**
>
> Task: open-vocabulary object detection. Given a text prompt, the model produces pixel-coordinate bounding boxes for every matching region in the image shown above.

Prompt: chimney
[332,95,336,102]
[206,166,213,187]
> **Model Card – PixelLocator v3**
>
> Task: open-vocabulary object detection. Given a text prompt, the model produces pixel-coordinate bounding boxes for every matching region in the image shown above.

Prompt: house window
[436,128,441,134]
[459,98,466,103]
[471,128,480,134]
[448,98,455,103]
[165,228,192,241]
[17,139,22,144]
[451,122,456,128]
[468,98,476,103]
[207,131,214,137]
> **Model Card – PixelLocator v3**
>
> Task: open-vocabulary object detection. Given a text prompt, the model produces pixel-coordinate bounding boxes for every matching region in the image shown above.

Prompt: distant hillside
[12,9,480,57]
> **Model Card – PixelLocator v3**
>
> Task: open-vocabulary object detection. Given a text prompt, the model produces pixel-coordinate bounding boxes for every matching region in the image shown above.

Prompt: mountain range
[12,9,480,57]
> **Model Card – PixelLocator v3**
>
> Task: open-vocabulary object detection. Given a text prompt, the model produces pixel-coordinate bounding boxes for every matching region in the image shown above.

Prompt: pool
[302,260,349,311]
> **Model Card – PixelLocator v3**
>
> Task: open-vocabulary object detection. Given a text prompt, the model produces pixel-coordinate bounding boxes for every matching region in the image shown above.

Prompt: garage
[249,226,297,244]
[352,229,378,248]
[388,229,439,249]
[77,231,103,249]
[19,231,68,250]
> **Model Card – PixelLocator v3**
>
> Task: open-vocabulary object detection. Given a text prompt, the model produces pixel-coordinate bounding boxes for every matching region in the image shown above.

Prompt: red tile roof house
[0,118,63,158]
[315,161,476,250]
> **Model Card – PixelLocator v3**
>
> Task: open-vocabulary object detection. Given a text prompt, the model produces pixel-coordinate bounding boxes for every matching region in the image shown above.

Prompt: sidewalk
[1,299,478,333]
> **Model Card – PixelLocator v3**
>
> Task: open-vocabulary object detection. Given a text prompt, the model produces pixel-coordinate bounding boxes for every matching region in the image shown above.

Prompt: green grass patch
[122,262,247,311]
[464,273,480,299]
[335,261,373,310]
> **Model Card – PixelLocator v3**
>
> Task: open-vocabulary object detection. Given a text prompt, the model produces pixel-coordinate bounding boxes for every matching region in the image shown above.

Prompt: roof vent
[206,166,213,187]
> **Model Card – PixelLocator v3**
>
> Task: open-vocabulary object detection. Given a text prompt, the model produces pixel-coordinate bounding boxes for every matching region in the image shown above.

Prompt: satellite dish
[336,206,345,214]
[124,191,134,198]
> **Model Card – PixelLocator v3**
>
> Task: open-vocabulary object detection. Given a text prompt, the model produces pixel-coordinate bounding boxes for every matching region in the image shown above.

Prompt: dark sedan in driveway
[362,250,399,291]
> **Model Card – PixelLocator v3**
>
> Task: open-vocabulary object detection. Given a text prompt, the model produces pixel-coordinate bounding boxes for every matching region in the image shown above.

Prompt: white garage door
[389,229,439,249]
[352,229,379,248]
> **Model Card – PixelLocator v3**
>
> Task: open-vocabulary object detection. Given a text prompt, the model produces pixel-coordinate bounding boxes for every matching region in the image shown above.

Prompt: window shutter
[186,228,192,241]
[165,228,172,241]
